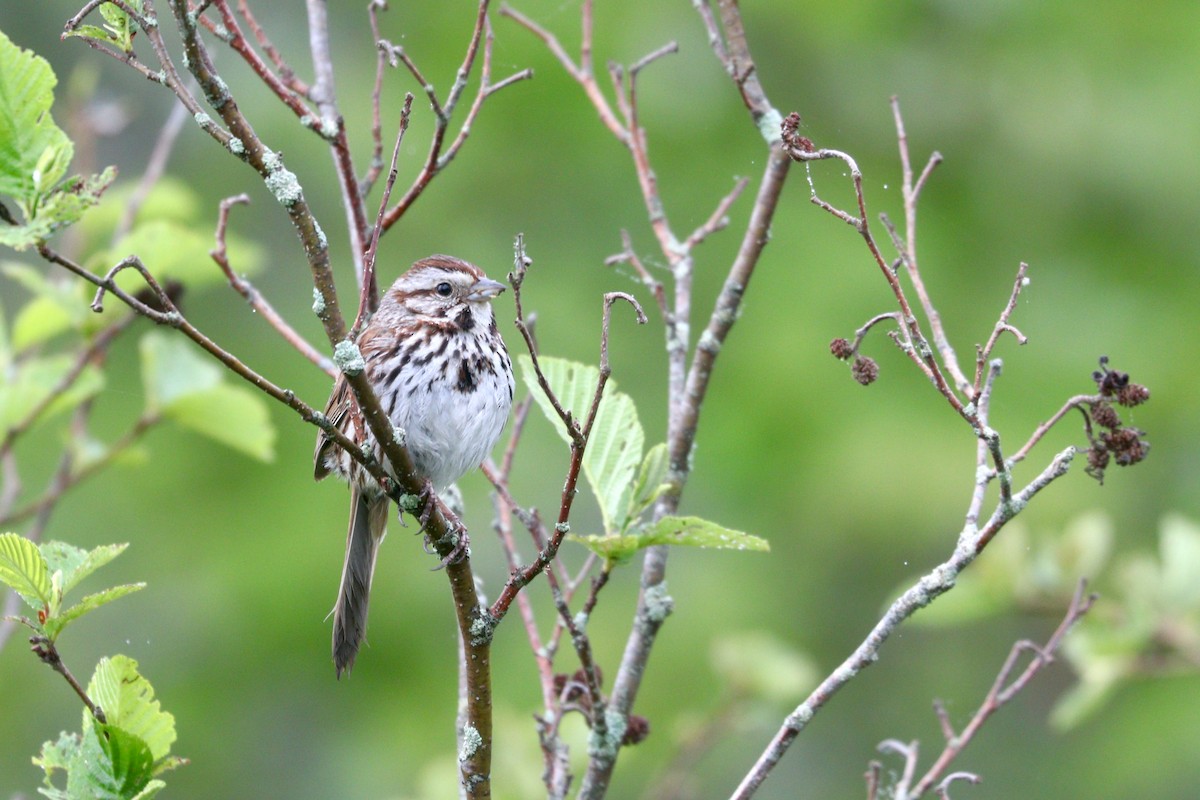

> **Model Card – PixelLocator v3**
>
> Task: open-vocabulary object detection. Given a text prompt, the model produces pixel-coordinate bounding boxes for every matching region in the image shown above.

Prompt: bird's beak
[466,277,506,302]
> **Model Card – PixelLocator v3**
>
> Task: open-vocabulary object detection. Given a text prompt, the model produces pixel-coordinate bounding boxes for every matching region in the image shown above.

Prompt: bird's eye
[435,282,453,297]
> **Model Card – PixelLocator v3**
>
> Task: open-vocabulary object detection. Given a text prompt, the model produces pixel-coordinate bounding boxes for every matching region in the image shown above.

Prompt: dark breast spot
[455,359,477,393]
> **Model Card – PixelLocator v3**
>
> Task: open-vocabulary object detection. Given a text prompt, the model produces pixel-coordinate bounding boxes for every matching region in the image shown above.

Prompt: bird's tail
[332,487,389,678]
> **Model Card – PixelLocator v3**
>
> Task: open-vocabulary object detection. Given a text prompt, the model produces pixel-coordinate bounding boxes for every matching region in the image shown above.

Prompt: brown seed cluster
[550,666,650,745]
[1085,357,1150,483]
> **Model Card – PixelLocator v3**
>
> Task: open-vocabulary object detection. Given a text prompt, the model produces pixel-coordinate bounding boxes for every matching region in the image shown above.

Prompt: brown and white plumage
[315,255,513,677]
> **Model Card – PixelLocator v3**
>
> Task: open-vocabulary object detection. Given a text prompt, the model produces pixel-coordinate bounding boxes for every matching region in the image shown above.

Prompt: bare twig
[209,194,335,375]
[30,637,108,724]
[380,1,532,231]
[355,93,414,334]
[904,580,1097,797]
[730,447,1077,798]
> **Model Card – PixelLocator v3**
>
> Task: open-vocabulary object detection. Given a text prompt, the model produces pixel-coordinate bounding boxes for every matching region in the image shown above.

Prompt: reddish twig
[209,194,335,375]
[903,580,1097,797]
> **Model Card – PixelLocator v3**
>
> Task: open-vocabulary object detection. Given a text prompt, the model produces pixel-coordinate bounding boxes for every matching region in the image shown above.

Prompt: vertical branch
[305,0,371,288]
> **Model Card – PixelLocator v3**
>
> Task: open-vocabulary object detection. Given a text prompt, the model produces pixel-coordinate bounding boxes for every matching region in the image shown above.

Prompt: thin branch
[972,263,1030,395]
[906,580,1097,797]
[355,94,414,334]
[304,0,371,285]
[890,97,965,394]
[380,1,532,232]
[730,447,1078,798]
[30,637,108,724]
[209,194,335,375]
[499,2,628,142]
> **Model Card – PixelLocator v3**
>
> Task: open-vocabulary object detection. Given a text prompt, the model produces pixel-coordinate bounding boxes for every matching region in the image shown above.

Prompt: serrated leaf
[41,541,128,595]
[139,331,221,412]
[66,724,149,800]
[165,383,276,462]
[0,30,73,205]
[97,724,156,797]
[640,515,769,551]
[572,515,768,564]
[46,583,145,639]
[517,355,644,533]
[85,656,177,762]
[34,729,81,798]
[6,168,119,249]
[0,531,52,610]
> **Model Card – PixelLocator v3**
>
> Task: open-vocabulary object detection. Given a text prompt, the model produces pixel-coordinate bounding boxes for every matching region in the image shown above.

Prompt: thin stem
[209,195,335,375]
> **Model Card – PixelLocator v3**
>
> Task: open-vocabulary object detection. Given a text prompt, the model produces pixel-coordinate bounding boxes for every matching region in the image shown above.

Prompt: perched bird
[314,255,514,676]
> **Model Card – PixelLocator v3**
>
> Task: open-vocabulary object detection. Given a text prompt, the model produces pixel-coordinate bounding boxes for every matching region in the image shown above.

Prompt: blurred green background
[2,1,1198,798]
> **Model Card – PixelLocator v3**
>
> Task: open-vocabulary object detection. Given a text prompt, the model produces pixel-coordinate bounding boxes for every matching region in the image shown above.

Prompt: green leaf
[100,218,259,291]
[166,383,277,462]
[0,30,72,204]
[572,515,768,564]
[139,331,221,412]
[98,724,156,798]
[0,167,118,249]
[14,295,75,349]
[640,515,769,551]
[46,583,146,639]
[0,531,52,610]
[139,331,276,460]
[41,541,129,595]
[98,1,138,51]
[62,24,115,45]
[34,730,81,799]
[0,299,10,372]
[85,656,177,762]
[518,355,644,533]
[0,354,105,433]
[66,724,151,800]
[627,442,670,525]
[1051,625,1137,731]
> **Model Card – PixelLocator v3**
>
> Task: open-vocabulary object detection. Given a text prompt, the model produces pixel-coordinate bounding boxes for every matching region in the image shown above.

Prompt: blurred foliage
[1,1,1198,799]
[0,533,183,798]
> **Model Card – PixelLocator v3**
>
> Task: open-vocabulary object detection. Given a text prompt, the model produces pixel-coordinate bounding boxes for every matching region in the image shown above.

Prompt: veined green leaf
[85,656,177,762]
[0,167,117,251]
[0,531,52,610]
[45,583,146,639]
[572,515,768,565]
[517,355,644,533]
[42,541,130,595]
[626,442,670,526]
[0,30,73,210]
